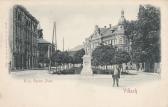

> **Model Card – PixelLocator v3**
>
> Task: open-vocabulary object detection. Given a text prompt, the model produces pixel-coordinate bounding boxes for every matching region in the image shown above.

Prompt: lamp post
[129,32,136,69]
[142,50,147,72]
[114,46,117,65]
[129,39,133,64]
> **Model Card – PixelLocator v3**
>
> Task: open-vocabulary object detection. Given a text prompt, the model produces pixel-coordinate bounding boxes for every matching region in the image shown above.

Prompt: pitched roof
[103,29,113,36]
[38,38,51,44]
[100,28,110,35]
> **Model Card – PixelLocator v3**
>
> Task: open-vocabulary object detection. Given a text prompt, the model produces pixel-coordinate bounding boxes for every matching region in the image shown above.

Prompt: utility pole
[49,21,57,72]
[52,22,57,51]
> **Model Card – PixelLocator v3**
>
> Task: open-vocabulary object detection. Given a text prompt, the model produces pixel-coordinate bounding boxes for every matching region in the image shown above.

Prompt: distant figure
[122,63,126,72]
[126,65,128,73]
[112,65,120,87]
[142,63,144,71]
[137,63,140,71]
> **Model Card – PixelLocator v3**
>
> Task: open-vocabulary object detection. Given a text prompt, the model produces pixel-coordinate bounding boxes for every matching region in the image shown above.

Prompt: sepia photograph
[9,2,160,86]
[0,0,168,107]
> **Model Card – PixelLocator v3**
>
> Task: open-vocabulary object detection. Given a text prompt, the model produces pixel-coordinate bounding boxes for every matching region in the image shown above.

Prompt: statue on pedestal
[81,40,93,76]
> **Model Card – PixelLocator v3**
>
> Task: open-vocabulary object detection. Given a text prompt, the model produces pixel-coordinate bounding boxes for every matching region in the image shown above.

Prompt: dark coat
[111,66,120,78]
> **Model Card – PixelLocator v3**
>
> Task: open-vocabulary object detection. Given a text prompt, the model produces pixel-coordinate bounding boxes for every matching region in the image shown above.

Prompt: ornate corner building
[10,5,39,70]
[84,10,131,55]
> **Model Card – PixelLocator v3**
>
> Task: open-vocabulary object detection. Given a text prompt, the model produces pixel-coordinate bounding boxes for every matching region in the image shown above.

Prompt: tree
[92,44,131,73]
[127,5,161,72]
[124,20,138,40]
[115,51,131,64]
[52,50,62,65]
[73,49,85,64]
[92,45,115,66]
[138,5,160,61]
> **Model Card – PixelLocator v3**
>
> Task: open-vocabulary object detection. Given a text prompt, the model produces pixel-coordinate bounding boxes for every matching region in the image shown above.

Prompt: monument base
[81,66,93,76]
[80,55,93,76]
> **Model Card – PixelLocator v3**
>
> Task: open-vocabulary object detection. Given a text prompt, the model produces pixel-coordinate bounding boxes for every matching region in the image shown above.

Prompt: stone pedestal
[81,55,93,76]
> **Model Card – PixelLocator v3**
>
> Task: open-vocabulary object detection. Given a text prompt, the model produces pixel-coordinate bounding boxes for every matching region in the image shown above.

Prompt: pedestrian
[112,65,120,87]
[136,63,140,71]
[126,65,128,73]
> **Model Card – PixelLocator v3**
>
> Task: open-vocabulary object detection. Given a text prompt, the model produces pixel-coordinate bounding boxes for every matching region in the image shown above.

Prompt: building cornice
[13,5,39,24]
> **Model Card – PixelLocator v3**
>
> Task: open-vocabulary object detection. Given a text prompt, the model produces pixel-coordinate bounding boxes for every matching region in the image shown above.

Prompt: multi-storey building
[10,5,39,70]
[84,10,131,55]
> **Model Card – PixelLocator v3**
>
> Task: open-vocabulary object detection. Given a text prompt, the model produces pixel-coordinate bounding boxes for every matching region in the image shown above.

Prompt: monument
[81,40,93,76]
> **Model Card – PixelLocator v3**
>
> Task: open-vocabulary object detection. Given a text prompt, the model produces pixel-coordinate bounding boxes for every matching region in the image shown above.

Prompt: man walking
[112,65,120,87]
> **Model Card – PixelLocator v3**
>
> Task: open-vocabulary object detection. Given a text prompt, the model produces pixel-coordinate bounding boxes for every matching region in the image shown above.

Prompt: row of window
[118,47,130,52]
[15,38,38,54]
[91,42,99,49]
[15,26,38,43]
[15,22,38,36]
[91,39,118,48]
[15,8,38,33]
[90,37,128,51]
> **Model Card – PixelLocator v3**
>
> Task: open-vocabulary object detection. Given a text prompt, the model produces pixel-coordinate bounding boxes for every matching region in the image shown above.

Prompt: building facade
[10,5,39,70]
[37,29,54,67]
[84,10,131,55]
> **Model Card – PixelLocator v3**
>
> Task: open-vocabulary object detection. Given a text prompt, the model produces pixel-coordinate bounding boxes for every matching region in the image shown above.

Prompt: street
[1,70,165,107]
[11,70,160,87]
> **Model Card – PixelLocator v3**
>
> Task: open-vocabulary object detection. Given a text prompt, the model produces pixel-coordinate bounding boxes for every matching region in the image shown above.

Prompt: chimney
[109,24,111,28]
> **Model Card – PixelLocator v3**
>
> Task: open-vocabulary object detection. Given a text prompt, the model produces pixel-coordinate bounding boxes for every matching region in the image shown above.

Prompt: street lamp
[129,32,136,64]
[114,46,117,64]
[141,51,147,72]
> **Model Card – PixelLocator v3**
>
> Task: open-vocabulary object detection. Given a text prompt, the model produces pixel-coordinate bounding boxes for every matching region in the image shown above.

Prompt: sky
[22,3,139,51]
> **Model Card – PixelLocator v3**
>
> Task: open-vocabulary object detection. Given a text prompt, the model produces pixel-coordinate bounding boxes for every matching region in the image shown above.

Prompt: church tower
[118,9,126,25]
[117,10,126,33]
[116,10,127,51]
